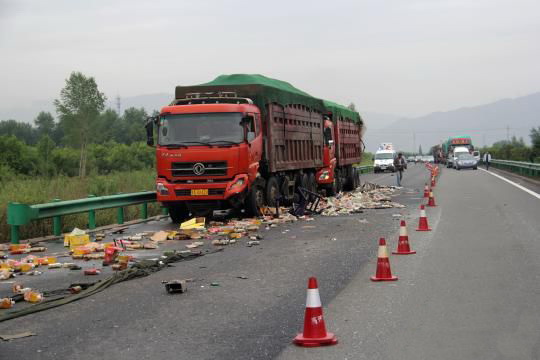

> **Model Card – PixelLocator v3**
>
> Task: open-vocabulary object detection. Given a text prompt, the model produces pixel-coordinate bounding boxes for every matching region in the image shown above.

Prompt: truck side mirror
[247,131,255,142]
[145,117,155,147]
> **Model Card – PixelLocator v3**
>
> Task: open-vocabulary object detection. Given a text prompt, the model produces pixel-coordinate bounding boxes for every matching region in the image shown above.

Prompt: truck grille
[171,162,227,177]
[175,189,226,196]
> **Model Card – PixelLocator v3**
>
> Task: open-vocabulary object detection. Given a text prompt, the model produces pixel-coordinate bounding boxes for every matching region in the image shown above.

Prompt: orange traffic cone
[393,220,416,255]
[293,277,338,347]
[423,184,430,198]
[416,205,431,231]
[427,191,436,207]
[431,176,436,188]
[371,238,398,281]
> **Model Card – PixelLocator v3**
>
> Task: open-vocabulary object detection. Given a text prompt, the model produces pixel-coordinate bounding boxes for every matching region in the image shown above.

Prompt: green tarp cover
[175,74,362,123]
[322,99,363,124]
[175,74,325,113]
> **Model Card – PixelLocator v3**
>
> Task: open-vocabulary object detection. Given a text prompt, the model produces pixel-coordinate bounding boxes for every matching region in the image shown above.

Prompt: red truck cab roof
[160,103,260,115]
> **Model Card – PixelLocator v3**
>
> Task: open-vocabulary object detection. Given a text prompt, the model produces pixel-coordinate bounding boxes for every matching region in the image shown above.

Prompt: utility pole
[412,132,416,154]
[506,125,510,142]
[116,94,121,115]
[482,133,486,148]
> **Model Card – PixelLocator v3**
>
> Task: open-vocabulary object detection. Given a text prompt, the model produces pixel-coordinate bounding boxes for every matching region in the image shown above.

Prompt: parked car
[455,153,478,170]
[423,155,434,163]
[407,156,415,163]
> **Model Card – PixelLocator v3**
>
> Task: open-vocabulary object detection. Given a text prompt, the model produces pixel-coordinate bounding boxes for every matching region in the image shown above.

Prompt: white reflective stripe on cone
[399,226,407,236]
[306,289,322,308]
[377,245,389,259]
[420,209,427,217]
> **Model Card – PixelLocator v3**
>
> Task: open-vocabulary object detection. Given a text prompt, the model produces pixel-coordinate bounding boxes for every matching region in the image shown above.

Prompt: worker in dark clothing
[394,152,407,186]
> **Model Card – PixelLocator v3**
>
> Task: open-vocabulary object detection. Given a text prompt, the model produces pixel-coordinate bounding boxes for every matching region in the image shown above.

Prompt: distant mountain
[363,92,540,153]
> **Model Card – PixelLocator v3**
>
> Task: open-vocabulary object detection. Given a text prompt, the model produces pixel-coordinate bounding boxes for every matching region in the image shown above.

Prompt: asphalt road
[2,163,538,360]
[278,165,540,360]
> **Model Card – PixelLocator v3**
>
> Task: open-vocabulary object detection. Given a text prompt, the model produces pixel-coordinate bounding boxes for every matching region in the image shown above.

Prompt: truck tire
[280,175,293,205]
[265,176,280,207]
[307,173,317,193]
[245,184,264,217]
[298,173,309,191]
[335,169,343,194]
[168,204,190,224]
[326,179,337,197]
[345,166,355,191]
[352,167,360,190]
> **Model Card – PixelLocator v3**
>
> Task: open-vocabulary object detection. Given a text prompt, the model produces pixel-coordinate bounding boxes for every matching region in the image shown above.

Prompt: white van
[472,150,480,162]
[451,147,470,169]
[374,149,396,173]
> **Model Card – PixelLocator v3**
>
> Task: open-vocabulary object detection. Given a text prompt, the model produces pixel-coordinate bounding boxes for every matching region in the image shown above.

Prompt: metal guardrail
[489,159,540,177]
[356,165,374,174]
[7,191,162,244]
[7,167,376,244]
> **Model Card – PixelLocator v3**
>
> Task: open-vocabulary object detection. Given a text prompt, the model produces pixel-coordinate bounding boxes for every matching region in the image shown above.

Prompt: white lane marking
[479,168,540,200]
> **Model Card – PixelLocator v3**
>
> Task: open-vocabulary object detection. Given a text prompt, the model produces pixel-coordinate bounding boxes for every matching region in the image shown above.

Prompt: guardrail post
[117,207,124,224]
[88,195,96,229]
[10,225,20,244]
[141,202,148,219]
[52,198,62,236]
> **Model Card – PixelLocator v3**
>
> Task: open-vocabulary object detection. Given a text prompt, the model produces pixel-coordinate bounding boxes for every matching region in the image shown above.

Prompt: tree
[419,145,423,155]
[36,135,56,176]
[347,102,357,112]
[34,112,55,137]
[54,72,106,177]
[0,120,39,145]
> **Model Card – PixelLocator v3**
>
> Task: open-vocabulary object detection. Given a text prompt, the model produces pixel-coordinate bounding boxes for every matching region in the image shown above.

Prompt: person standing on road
[394,152,406,186]
[483,152,492,170]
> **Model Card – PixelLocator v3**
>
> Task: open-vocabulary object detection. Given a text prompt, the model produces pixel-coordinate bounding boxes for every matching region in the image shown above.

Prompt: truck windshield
[375,153,394,159]
[158,113,243,146]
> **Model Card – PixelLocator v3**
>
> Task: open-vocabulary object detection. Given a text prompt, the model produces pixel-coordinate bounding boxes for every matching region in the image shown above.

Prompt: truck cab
[148,92,264,220]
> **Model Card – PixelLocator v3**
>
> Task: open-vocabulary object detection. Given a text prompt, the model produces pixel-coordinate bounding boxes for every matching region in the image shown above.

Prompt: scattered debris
[0,332,36,341]
[164,279,188,294]
[321,183,405,215]
[84,268,101,275]
[180,217,206,230]
[150,231,169,242]
[236,275,248,280]
[247,240,260,247]
[185,241,204,249]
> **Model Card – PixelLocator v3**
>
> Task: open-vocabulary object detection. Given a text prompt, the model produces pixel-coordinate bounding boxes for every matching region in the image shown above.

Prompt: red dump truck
[145,74,364,221]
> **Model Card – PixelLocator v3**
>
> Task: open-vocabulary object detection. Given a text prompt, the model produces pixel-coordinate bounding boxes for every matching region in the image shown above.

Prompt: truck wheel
[265,176,280,207]
[168,204,190,224]
[326,178,337,197]
[307,173,317,193]
[280,176,291,202]
[335,169,343,194]
[345,167,356,191]
[298,173,309,191]
[245,185,264,217]
[353,168,360,190]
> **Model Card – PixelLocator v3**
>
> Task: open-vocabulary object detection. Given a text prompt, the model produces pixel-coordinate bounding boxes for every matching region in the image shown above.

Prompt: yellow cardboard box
[64,234,90,249]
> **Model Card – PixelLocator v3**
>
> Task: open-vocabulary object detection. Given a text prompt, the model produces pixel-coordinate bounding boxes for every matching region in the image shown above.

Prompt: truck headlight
[319,171,330,180]
[230,178,245,189]
[157,183,169,195]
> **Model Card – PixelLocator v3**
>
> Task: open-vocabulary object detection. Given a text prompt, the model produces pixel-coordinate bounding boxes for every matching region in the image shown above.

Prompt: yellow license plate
[191,189,209,196]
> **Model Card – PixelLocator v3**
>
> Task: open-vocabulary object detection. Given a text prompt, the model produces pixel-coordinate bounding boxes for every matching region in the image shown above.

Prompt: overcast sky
[1,0,539,117]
